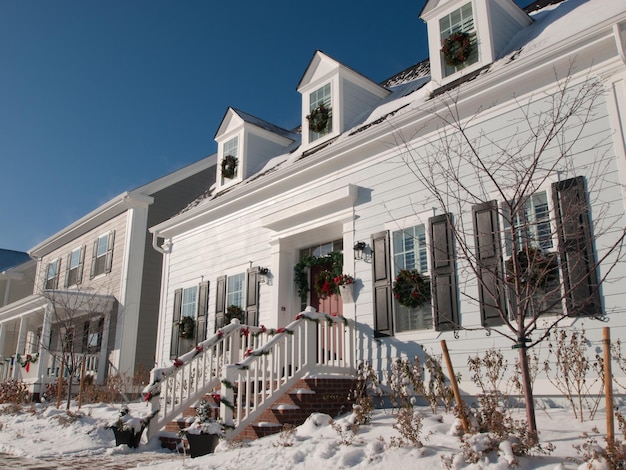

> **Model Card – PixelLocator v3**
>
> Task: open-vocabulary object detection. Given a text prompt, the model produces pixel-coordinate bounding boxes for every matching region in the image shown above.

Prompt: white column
[97,311,112,385]
[36,304,52,391]
[13,317,27,380]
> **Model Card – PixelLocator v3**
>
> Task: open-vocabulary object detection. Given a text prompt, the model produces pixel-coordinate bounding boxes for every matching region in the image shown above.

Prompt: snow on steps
[159,376,355,448]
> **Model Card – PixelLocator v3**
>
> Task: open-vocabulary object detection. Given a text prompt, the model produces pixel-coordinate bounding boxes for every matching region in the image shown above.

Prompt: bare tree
[394,69,626,441]
[39,286,114,409]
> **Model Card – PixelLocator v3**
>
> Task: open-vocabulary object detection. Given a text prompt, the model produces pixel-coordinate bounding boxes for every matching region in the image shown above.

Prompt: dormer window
[308,83,332,142]
[221,136,239,182]
[440,2,478,77]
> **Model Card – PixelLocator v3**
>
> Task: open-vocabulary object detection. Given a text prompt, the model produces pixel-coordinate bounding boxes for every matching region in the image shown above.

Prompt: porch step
[158,376,355,447]
[234,377,355,441]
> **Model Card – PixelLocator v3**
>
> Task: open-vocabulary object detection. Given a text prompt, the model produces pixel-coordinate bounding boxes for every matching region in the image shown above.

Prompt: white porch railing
[143,308,355,439]
[220,310,355,439]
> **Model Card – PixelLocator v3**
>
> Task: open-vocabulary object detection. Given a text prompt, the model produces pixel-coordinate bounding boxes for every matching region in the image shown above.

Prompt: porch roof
[0,291,116,322]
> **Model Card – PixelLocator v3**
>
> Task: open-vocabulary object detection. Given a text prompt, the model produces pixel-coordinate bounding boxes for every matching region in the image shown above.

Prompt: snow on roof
[168,0,624,218]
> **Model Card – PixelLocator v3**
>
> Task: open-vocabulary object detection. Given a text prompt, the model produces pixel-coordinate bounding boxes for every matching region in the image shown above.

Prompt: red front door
[309,264,343,316]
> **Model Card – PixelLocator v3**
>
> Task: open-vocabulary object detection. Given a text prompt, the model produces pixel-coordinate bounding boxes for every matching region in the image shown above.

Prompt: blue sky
[0,0,526,252]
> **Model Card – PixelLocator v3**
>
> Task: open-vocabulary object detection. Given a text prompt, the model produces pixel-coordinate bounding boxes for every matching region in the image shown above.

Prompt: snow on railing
[143,318,301,438]
[220,308,355,439]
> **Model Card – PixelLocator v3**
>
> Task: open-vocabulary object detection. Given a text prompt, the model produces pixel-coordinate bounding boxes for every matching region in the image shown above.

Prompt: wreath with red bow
[441,32,472,67]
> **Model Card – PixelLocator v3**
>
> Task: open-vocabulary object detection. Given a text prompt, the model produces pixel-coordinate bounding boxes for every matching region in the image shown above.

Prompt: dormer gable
[214,107,297,191]
[420,0,532,86]
[297,51,390,150]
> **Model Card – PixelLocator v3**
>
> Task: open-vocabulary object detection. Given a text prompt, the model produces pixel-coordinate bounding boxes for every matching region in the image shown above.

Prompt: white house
[146,0,626,439]
[0,156,216,396]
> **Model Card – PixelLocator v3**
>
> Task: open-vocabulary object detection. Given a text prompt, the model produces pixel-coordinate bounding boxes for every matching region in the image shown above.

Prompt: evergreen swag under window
[392,269,431,308]
[179,316,195,339]
[225,305,244,324]
[294,251,343,301]
[505,247,559,290]
[306,104,330,133]
[441,31,472,67]
[221,155,237,179]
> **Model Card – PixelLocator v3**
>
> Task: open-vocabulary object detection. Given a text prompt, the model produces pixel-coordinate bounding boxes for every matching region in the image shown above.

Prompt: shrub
[0,380,29,404]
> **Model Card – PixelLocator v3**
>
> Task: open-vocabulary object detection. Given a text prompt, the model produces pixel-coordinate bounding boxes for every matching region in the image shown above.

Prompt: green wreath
[441,32,472,67]
[221,155,238,179]
[294,251,343,301]
[225,305,244,324]
[392,269,431,308]
[505,247,559,289]
[179,316,195,339]
[306,104,330,133]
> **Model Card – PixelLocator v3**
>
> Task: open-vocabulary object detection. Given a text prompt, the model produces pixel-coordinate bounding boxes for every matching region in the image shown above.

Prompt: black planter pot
[186,433,220,458]
[112,426,144,448]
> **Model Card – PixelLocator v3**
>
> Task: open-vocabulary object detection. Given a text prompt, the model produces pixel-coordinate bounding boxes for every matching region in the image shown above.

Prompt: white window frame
[386,211,435,333]
[309,83,332,142]
[45,259,59,290]
[67,246,82,287]
[226,272,246,309]
[181,284,199,319]
[92,233,109,277]
[440,2,478,77]
[496,183,564,318]
[220,135,240,185]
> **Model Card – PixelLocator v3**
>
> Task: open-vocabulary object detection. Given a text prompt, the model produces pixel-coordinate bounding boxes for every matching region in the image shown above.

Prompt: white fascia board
[29,192,154,258]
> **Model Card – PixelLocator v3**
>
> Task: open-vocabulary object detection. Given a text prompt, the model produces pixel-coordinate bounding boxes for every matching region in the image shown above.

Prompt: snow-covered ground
[0,400,620,470]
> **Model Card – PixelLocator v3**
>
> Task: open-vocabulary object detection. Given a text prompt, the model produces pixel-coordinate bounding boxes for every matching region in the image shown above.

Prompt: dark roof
[0,249,31,271]
[523,0,566,14]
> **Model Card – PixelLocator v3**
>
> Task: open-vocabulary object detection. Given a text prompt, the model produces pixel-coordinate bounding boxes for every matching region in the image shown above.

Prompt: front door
[309,264,343,317]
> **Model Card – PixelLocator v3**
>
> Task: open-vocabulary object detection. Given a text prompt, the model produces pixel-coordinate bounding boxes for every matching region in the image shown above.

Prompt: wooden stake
[441,339,469,433]
[603,327,614,453]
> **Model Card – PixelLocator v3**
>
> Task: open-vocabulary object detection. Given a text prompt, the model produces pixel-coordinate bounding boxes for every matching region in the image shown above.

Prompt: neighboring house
[0,249,35,308]
[0,250,36,381]
[147,0,626,434]
[0,156,216,396]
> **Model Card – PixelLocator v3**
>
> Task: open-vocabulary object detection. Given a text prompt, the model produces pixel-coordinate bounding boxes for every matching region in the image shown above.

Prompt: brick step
[159,376,355,447]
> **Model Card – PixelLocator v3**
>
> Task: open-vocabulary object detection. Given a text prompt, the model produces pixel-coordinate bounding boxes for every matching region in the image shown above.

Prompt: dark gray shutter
[54,259,61,289]
[196,281,209,342]
[371,230,393,337]
[170,288,183,359]
[90,239,98,279]
[429,214,458,331]
[105,230,115,274]
[214,276,227,331]
[77,245,85,284]
[473,201,506,327]
[64,253,72,288]
[552,176,601,316]
[245,267,259,326]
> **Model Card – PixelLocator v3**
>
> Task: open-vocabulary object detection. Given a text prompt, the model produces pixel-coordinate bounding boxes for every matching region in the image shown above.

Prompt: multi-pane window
[94,234,109,276]
[221,136,239,182]
[502,191,561,316]
[392,225,432,332]
[45,259,60,290]
[440,2,478,77]
[503,192,553,256]
[227,273,245,308]
[66,247,82,286]
[181,285,198,318]
[309,83,332,141]
[300,239,343,260]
